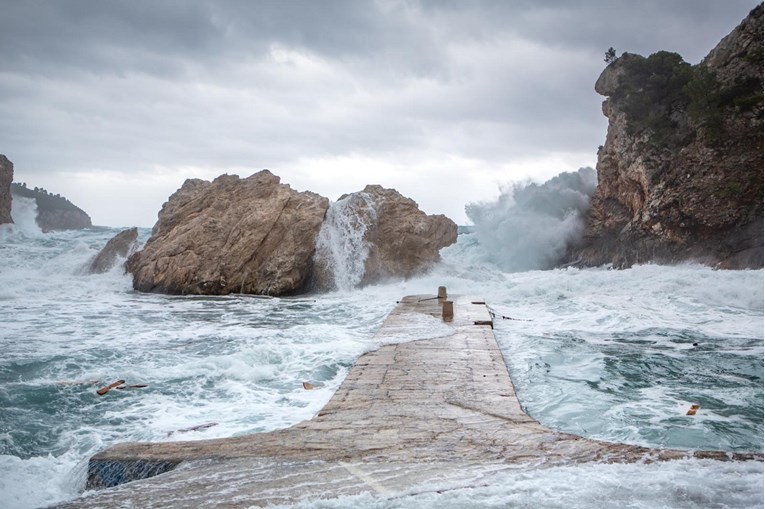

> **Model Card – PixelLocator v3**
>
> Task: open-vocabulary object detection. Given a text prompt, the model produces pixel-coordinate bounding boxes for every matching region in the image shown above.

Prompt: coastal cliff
[0,155,13,224]
[568,5,763,269]
[10,182,92,231]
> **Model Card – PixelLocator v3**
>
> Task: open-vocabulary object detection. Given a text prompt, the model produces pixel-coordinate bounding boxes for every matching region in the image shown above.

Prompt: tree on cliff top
[604,47,617,64]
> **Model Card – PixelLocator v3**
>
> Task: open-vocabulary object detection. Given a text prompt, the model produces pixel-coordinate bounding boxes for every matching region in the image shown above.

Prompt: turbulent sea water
[0,207,762,508]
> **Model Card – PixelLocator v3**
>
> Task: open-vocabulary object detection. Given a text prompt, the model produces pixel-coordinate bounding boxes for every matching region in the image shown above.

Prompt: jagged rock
[0,155,13,224]
[314,185,458,289]
[87,227,139,274]
[127,170,329,296]
[568,5,763,269]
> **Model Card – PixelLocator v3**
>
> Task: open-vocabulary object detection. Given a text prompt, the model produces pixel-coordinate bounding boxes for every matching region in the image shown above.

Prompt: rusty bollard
[438,286,447,300]
[442,300,454,321]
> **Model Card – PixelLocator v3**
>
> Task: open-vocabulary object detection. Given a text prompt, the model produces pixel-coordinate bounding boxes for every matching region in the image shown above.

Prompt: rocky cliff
[128,171,329,295]
[0,155,13,224]
[568,4,763,269]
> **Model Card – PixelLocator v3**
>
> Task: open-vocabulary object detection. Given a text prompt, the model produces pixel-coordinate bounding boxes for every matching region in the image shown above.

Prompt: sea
[0,195,762,509]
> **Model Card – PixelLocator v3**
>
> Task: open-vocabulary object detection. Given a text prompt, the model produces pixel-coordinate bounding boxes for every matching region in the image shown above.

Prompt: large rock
[127,171,329,296]
[314,185,458,289]
[568,5,763,269]
[87,227,139,274]
[0,155,13,224]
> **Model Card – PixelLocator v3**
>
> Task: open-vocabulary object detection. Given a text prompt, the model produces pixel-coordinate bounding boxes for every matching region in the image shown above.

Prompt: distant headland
[0,154,92,231]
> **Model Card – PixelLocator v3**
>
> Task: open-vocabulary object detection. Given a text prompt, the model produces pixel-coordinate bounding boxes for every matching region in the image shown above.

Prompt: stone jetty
[58,294,760,508]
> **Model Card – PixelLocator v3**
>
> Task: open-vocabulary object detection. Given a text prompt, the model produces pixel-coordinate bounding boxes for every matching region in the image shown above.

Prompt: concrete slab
[54,295,762,508]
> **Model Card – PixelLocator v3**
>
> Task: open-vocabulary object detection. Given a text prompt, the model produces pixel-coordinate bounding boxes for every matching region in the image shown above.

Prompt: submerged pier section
[59,294,759,508]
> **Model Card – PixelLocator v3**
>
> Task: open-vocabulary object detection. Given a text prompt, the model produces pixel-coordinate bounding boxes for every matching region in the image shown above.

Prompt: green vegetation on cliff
[11,182,92,230]
[612,49,763,146]
[11,182,85,214]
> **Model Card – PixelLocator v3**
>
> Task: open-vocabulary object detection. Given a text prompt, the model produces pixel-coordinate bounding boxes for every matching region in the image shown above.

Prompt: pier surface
[58,296,758,508]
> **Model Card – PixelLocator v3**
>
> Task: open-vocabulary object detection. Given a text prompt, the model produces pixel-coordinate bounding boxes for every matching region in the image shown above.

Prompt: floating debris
[170,422,219,436]
[303,382,316,390]
[114,384,148,390]
[96,380,126,396]
[687,404,701,416]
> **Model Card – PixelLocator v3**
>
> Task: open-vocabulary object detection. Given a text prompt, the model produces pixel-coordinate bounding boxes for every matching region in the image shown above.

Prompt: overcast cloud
[0,0,757,226]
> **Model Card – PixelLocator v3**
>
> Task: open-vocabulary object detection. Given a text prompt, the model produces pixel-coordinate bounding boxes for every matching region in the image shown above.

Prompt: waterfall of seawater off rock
[8,195,43,237]
[314,192,377,291]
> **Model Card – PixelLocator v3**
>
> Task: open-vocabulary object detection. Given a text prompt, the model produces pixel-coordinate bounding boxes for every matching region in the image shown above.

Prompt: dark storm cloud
[0,0,758,225]
[0,1,221,77]
[0,0,446,78]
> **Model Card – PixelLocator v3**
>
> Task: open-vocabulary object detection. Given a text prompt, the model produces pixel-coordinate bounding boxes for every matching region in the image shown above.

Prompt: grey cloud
[0,0,758,226]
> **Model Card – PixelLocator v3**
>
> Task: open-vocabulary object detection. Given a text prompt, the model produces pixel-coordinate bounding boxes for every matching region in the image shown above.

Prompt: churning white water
[0,191,762,508]
[7,195,43,238]
[466,168,597,272]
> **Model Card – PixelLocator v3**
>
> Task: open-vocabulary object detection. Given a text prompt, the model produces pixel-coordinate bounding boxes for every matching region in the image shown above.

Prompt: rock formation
[0,155,13,224]
[127,171,329,296]
[568,5,763,269]
[87,227,139,274]
[10,182,92,231]
[313,185,458,289]
[128,172,458,296]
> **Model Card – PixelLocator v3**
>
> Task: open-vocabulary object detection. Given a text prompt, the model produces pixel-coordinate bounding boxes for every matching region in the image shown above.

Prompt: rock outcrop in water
[129,173,458,296]
[127,171,329,295]
[87,227,139,274]
[313,185,458,289]
[0,155,13,224]
[567,5,763,269]
[10,182,92,231]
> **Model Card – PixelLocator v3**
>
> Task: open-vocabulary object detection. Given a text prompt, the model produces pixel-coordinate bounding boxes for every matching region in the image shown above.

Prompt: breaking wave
[8,195,43,237]
[466,167,597,272]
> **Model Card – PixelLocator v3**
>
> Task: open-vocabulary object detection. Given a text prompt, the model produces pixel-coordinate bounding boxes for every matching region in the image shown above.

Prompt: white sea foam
[268,459,764,509]
[0,227,762,509]
[9,195,43,238]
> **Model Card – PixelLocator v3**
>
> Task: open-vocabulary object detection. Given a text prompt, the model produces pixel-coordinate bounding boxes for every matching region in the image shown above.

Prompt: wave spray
[466,167,597,272]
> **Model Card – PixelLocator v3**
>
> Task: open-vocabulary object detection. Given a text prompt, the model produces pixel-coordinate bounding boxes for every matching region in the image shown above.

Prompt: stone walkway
[57,295,759,508]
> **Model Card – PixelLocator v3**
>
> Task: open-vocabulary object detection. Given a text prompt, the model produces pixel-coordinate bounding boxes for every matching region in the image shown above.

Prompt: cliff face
[570,5,763,269]
[0,155,13,224]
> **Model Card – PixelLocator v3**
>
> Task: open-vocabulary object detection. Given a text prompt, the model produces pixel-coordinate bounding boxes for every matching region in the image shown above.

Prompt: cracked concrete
[55,295,761,508]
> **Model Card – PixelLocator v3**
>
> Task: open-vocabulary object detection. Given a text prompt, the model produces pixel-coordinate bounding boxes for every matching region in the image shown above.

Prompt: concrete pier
[57,295,760,508]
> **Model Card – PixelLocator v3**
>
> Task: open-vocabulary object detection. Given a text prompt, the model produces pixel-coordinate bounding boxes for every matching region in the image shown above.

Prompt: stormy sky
[0,1,757,227]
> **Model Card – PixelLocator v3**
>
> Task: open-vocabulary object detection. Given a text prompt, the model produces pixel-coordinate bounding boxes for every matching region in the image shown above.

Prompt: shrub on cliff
[611,47,763,148]
[11,183,85,215]
[611,51,693,145]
